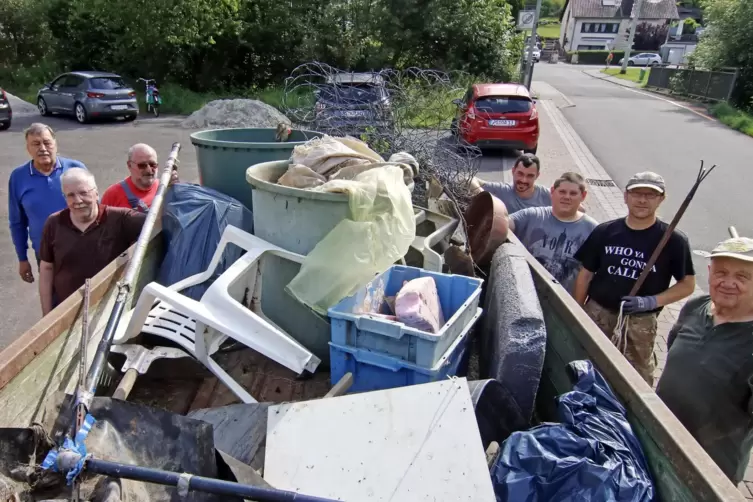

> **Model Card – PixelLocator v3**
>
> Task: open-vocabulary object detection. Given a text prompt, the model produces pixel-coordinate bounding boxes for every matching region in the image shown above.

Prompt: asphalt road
[0,107,200,350]
[533,63,752,292]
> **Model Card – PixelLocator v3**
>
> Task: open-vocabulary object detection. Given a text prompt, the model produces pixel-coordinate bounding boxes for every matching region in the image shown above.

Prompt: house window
[577,44,607,50]
[581,22,620,33]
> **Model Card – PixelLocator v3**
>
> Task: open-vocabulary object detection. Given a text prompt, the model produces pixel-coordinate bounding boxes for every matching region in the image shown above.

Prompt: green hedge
[566,50,649,65]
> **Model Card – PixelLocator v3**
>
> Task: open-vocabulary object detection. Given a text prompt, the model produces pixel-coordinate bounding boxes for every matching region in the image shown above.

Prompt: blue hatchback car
[37,71,139,124]
[0,88,11,130]
[313,72,394,137]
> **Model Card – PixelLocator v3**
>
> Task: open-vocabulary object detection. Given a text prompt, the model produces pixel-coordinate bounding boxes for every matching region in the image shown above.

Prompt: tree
[541,0,565,18]
[633,22,669,50]
[3,0,524,92]
[691,0,753,108]
[376,0,521,80]
[0,0,55,66]
[48,0,241,85]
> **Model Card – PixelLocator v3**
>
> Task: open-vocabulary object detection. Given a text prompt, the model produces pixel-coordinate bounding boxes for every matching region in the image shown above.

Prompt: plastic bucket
[245,160,351,255]
[190,127,323,210]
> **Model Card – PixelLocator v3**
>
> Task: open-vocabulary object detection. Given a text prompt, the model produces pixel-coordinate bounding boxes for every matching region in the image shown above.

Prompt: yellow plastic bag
[285,164,416,315]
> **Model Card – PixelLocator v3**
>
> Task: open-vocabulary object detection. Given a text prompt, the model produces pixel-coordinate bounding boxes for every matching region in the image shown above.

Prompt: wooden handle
[113,368,139,400]
[324,372,353,398]
[485,441,499,468]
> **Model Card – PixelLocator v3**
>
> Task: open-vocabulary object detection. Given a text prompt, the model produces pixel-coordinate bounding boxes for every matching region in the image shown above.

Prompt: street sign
[518,10,536,30]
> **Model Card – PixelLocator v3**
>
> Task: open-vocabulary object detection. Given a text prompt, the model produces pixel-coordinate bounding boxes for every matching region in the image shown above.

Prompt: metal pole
[84,457,340,502]
[525,0,543,89]
[75,143,181,421]
[620,0,645,74]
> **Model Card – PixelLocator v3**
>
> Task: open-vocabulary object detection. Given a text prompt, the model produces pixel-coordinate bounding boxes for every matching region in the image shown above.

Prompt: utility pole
[525,0,543,89]
[620,0,644,74]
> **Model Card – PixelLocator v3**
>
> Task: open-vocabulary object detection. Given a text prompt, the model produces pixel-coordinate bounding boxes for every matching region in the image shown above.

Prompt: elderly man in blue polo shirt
[8,123,87,284]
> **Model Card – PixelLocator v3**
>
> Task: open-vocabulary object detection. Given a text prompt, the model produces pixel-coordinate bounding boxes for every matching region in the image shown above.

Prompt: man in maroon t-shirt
[39,168,146,314]
[100,143,178,212]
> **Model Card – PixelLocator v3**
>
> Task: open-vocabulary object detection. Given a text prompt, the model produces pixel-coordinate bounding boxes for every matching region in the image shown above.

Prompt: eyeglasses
[130,160,158,170]
[628,191,661,201]
[64,188,96,200]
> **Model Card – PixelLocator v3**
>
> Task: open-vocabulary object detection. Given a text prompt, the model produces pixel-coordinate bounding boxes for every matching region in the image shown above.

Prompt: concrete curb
[539,99,624,220]
[581,69,642,89]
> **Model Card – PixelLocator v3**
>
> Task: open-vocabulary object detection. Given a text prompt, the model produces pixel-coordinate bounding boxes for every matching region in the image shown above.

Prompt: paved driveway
[0,108,200,349]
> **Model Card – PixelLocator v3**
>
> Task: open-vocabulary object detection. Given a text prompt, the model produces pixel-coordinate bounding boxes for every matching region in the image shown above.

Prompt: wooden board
[0,234,164,428]
[263,378,495,502]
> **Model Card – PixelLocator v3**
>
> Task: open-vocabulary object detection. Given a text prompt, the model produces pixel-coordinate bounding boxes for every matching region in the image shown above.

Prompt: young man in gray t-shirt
[509,172,598,293]
[471,153,552,214]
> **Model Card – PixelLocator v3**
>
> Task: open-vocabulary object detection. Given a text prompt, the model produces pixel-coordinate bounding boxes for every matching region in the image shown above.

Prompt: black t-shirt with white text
[573,218,695,312]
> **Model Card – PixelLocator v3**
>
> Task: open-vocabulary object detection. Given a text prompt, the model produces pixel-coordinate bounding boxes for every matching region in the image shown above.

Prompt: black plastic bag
[491,360,655,502]
[158,183,254,300]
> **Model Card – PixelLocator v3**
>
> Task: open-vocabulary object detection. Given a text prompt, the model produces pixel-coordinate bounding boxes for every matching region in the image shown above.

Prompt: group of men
[474,153,753,486]
[8,122,178,315]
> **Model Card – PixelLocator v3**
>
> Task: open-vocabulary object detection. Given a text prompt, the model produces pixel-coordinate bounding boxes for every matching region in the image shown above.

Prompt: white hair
[127,143,157,162]
[25,122,55,140]
[61,168,97,192]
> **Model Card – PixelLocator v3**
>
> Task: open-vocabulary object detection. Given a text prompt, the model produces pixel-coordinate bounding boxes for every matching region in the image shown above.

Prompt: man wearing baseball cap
[656,236,753,484]
[572,171,696,385]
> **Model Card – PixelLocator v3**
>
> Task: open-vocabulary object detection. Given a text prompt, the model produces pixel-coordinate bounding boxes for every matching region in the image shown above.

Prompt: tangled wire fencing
[280,62,482,209]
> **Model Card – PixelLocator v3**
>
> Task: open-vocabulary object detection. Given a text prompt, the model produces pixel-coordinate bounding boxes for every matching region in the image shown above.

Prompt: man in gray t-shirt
[484,183,551,214]
[509,172,598,293]
[471,153,552,214]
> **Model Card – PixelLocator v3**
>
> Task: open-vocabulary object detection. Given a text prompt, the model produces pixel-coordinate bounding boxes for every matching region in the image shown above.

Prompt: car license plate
[111,105,128,110]
[489,119,516,127]
[343,110,367,118]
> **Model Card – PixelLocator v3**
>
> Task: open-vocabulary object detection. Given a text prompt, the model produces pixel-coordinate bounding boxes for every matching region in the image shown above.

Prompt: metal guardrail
[645,65,739,102]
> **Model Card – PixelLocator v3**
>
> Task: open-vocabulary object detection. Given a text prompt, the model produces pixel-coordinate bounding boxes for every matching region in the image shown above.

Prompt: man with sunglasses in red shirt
[101,143,179,212]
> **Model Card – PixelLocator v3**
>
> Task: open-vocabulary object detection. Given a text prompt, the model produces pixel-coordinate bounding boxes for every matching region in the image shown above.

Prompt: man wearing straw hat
[572,172,696,385]
[656,236,753,485]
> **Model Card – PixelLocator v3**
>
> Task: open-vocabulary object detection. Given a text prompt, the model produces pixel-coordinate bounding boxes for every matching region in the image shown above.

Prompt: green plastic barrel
[190,128,324,210]
[246,160,351,255]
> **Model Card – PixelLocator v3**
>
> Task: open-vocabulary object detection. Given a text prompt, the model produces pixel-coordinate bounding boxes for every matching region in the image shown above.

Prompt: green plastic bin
[190,127,323,210]
[245,160,351,255]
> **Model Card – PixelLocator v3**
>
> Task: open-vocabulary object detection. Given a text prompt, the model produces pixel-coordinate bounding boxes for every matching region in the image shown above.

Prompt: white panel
[264,378,495,501]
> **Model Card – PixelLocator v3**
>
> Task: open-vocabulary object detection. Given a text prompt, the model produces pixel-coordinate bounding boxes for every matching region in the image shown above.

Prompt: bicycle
[137,78,162,117]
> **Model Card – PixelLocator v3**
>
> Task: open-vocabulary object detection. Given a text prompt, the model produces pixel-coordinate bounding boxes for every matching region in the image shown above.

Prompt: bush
[0,61,62,103]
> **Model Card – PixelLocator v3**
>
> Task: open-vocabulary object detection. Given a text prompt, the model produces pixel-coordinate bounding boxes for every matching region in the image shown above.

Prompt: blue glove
[621,295,658,314]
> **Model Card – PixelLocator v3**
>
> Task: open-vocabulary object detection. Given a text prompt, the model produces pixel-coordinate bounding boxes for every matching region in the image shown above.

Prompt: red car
[451,83,539,154]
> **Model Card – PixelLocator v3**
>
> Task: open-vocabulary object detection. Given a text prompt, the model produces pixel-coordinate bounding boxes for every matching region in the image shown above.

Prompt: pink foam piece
[394,277,445,333]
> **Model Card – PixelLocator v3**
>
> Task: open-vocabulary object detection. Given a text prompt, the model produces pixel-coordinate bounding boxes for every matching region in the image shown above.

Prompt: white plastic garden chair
[114,225,321,403]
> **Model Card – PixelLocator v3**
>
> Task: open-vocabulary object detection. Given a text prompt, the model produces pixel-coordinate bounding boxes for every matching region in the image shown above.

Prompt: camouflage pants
[584,300,658,387]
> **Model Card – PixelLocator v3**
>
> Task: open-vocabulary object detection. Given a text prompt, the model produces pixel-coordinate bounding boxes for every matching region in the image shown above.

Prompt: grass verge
[602,68,650,86]
[709,102,753,137]
[525,19,561,41]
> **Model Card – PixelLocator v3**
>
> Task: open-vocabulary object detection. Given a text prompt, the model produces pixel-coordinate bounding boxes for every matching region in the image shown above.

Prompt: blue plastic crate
[328,265,484,368]
[330,308,482,393]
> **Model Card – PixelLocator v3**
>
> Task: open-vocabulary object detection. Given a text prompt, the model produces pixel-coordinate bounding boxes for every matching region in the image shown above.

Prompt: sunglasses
[130,160,158,170]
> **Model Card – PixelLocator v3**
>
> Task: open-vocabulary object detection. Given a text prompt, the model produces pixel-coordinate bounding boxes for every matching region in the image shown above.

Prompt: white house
[559,0,679,52]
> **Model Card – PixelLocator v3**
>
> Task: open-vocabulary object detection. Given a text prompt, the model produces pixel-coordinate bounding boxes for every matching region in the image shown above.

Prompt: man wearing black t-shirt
[573,172,696,385]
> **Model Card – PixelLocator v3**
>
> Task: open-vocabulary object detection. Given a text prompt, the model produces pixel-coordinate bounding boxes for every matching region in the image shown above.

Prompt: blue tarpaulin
[491,360,655,502]
[158,183,254,300]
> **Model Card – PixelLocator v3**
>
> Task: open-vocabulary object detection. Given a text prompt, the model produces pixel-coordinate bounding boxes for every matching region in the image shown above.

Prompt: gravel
[181,99,291,129]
